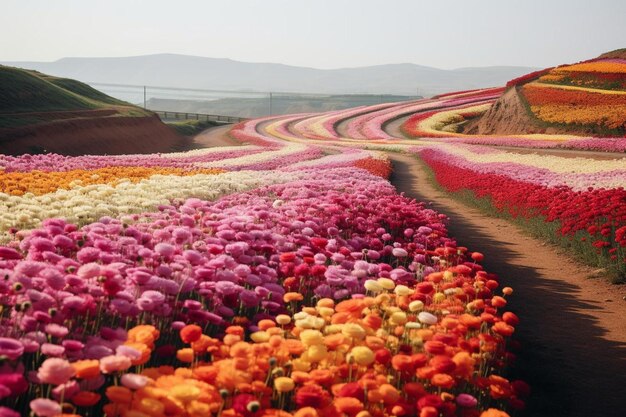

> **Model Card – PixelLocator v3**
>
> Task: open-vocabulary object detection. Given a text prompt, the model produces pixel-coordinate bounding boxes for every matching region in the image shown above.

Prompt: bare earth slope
[463,87,578,136]
[0,114,183,156]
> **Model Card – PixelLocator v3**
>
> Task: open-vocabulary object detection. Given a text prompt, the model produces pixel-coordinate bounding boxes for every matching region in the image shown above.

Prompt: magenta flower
[0,339,24,361]
[0,406,20,417]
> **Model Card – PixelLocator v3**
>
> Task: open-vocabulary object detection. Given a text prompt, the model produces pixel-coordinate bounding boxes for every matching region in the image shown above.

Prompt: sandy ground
[389,153,626,417]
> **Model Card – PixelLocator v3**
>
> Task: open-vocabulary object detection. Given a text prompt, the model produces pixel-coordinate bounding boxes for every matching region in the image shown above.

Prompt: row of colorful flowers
[0,160,522,416]
[417,145,626,280]
[520,83,626,130]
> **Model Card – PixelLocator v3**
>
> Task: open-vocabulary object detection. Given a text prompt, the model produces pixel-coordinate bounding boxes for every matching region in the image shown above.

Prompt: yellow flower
[276,314,292,325]
[306,344,328,363]
[377,278,395,290]
[170,384,201,403]
[389,311,407,326]
[342,323,366,340]
[364,279,383,293]
[300,329,324,346]
[250,331,270,343]
[408,300,424,312]
[433,292,446,303]
[274,377,295,392]
[350,346,375,366]
[393,285,413,296]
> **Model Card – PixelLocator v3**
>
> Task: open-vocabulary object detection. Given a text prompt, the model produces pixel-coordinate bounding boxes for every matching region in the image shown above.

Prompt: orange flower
[283,339,306,355]
[391,355,414,372]
[284,292,304,303]
[191,335,213,353]
[177,348,194,363]
[127,325,160,348]
[362,314,382,330]
[492,321,515,337]
[323,333,345,350]
[335,397,364,415]
[309,369,334,386]
[180,324,203,344]
[378,384,400,404]
[452,352,476,379]
[491,296,507,308]
[335,299,366,316]
[480,409,511,417]
[431,373,455,389]
[106,386,133,404]
[258,319,277,330]
[72,359,100,379]
[294,407,318,417]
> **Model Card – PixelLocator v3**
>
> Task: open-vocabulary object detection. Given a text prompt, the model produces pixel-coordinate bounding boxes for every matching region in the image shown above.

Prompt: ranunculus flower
[99,355,132,374]
[37,358,75,385]
[0,338,24,360]
[30,398,61,417]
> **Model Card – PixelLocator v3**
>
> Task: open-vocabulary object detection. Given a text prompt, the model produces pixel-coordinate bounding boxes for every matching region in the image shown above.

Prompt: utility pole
[143,86,147,109]
[269,92,273,116]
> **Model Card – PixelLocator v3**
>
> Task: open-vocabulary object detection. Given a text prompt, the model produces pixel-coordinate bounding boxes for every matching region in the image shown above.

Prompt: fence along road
[152,110,246,124]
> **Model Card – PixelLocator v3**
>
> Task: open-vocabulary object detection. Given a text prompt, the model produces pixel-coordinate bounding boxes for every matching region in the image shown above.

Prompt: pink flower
[51,380,79,401]
[40,343,65,357]
[99,355,132,374]
[154,243,175,258]
[37,358,75,385]
[30,398,61,417]
[456,393,478,408]
[0,338,24,360]
[121,373,149,390]
[0,247,22,260]
[0,406,20,417]
[44,324,69,338]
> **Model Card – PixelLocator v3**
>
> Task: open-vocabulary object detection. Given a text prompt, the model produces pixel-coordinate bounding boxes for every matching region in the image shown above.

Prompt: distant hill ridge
[1,53,538,96]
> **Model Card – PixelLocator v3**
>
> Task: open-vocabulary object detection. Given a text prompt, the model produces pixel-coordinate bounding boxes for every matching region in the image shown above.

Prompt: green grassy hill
[0,65,150,128]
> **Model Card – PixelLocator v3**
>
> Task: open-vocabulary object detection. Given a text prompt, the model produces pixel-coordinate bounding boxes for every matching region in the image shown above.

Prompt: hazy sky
[1,0,624,69]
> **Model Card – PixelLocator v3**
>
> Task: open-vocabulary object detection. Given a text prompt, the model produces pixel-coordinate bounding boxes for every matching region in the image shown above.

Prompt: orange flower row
[530,104,626,130]
[558,61,626,74]
[0,166,226,196]
[522,84,626,106]
[522,84,626,129]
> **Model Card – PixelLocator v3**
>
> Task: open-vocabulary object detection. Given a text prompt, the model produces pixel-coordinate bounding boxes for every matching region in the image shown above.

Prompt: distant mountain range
[2,54,538,96]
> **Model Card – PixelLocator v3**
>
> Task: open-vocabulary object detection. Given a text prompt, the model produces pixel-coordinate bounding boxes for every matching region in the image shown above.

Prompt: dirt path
[176,124,241,150]
[389,153,626,417]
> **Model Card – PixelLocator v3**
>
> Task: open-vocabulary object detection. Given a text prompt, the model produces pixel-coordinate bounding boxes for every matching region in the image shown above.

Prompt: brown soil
[389,153,626,417]
[463,88,549,136]
[195,125,242,147]
[0,115,183,156]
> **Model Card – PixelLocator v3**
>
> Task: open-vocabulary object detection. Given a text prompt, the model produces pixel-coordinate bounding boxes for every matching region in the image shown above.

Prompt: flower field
[0,116,531,417]
[1,53,625,417]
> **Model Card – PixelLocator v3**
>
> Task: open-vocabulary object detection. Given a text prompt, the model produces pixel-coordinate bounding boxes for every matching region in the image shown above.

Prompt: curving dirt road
[389,153,626,417]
